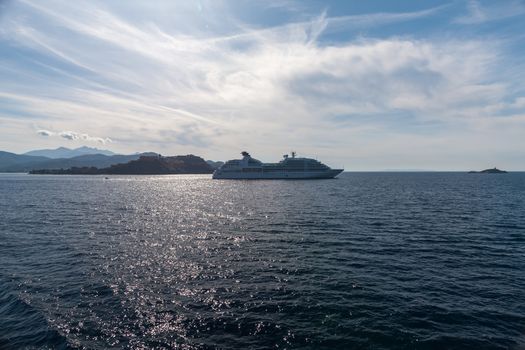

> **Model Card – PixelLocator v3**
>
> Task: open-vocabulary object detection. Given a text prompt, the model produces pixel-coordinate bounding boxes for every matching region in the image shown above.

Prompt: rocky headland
[468,167,507,174]
[29,155,214,175]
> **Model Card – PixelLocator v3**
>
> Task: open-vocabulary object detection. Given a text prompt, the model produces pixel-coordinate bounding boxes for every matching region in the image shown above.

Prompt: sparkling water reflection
[1,173,524,349]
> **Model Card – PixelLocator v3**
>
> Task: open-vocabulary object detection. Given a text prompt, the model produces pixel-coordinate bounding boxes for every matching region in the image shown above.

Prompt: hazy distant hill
[206,160,224,169]
[24,146,116,158]
[32,153,157,171]
[0,151,156,172]
[0,151,50,171]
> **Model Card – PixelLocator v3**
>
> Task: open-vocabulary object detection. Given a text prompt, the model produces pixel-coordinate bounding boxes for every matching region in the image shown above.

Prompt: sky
[0,0,524,170]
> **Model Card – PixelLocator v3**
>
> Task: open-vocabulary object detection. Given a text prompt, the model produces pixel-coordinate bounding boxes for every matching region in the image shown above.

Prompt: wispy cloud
[0,0,524,168]
[454,0,525,24]
[326,4,449,32]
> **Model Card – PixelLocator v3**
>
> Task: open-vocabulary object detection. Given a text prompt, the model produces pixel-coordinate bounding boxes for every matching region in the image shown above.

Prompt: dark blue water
[1,172,524,349]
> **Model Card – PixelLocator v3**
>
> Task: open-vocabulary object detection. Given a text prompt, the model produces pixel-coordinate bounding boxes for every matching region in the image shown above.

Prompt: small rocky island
[29,155,214,175]
[468,167,507,174]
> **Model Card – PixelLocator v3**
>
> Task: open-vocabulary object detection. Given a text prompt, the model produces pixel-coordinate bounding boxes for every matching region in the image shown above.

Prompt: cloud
[59,131,112,144]
[454,0,525,24]
[0,1,524,168]
[58,131,113,144]
[37,129,53,136]
[36,129,112,144]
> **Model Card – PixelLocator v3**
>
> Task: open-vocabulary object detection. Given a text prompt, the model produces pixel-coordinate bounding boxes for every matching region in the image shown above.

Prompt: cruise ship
[212,152,343,179]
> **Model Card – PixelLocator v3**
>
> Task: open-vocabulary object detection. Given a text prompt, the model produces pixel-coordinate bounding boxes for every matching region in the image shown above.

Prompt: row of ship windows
[264,169,327,171]
[224,162,325,167]
[221,168,326,173]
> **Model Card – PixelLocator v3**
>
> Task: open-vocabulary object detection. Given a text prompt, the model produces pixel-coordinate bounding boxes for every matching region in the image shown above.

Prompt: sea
[1,172,524,349]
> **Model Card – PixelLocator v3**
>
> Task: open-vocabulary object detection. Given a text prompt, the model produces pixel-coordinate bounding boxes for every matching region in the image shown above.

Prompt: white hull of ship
[212,169,343,179]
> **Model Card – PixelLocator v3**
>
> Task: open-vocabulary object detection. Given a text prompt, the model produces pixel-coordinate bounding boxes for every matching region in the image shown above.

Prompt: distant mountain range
[24,146,116,158]
[0,147,223,173]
